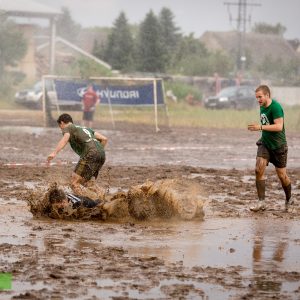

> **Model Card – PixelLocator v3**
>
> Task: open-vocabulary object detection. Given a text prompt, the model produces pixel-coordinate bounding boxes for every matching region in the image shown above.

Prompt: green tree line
[1,6,299,93]
[93,8,234,77]
[90,8,299,84]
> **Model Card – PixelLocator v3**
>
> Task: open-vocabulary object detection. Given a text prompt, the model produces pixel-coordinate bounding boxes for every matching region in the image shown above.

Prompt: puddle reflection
[250,219,298,295]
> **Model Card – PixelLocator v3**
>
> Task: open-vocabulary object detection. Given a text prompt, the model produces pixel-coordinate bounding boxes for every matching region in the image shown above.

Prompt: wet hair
[255,85,271,97]
[57,113,73,125]
[49,188,67,204]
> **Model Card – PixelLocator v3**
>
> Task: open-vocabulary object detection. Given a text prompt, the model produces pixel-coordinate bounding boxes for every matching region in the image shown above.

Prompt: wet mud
[0,112,300,299]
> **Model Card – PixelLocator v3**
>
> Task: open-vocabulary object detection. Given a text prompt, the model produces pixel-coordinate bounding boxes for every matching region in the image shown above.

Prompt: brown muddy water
[1,196,300,299]
[1,123,300,299]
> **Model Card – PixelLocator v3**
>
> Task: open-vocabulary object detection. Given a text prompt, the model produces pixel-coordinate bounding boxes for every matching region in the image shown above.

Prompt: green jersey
[62,124,104,157]
[260,99,286,150]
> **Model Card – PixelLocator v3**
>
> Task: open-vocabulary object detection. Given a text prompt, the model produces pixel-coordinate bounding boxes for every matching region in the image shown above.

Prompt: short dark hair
[255,85,271,97]
[57,113,73,124]
[49,188,66,204]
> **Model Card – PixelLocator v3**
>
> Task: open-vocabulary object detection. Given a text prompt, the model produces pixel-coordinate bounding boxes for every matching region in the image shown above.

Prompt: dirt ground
[0,110,300,299]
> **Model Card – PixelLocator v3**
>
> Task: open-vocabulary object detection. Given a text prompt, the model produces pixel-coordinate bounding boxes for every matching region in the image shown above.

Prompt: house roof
[0,0,60,18]
[200,31,298,65]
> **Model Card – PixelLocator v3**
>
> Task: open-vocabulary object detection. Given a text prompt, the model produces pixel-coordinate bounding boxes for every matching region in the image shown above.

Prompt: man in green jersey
[248,85,293,212]
[47,113,107,199]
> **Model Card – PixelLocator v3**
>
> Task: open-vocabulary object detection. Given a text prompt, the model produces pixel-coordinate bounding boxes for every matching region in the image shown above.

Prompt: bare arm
[96,94,100,106]
[94,131,108,147]
[47,133,70,162]
[248,117,284,132]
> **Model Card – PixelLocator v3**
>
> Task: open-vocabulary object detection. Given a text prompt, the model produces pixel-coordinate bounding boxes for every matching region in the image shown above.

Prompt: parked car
[15,80,81,110]
[204,85,257,110]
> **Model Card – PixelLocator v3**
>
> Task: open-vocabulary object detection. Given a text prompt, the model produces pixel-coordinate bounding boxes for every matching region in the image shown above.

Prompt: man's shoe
[250,202,266,212]
[285,198,295,212]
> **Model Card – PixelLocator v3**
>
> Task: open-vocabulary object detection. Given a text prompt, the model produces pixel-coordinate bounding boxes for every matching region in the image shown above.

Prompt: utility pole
[224,0,260,74]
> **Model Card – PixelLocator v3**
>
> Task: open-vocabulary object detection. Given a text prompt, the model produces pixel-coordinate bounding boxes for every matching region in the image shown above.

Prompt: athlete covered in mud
[47,113,107,199]
[248,85,293,212]
[49,188,100,211]
[40,183,106,219]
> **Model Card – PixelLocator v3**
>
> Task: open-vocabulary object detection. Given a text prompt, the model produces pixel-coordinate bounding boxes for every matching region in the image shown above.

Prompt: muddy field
[0,110,300,299]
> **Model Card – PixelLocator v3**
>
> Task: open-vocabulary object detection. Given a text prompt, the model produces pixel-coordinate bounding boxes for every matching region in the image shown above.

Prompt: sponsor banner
[54,80,164,106]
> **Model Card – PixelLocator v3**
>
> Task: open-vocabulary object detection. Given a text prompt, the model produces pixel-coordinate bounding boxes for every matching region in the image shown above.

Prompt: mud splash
[26,179,205,222]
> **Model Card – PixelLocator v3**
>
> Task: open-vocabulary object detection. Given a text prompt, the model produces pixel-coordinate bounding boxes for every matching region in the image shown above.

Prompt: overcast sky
[36,0,300,39]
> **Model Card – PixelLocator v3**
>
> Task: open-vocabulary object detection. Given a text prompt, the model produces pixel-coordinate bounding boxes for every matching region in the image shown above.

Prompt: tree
[136,10,166,72]
[158,7,181,67]
[0,16,27,92]
[252,22,286,37]
[171,34,207,74]
[92,38,106,60]
[0,17,27,73]
[56,7,81,42]
[170,34,233,76]
[103,12,134,71]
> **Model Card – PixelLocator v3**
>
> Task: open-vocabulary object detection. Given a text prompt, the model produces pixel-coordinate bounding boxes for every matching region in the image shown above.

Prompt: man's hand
[248,124,260,131]
[47,133,70,163]
[47,152,56,162]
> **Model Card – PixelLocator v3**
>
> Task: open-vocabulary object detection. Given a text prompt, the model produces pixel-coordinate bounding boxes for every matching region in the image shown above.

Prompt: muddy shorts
[256,140,288,168]
[83,111,94,121]
[75,149,105,181]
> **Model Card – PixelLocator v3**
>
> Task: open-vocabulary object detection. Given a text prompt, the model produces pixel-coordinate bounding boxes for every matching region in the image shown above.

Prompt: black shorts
[256,140,288,168]
[75,149,105,181]
[83,111,94,121]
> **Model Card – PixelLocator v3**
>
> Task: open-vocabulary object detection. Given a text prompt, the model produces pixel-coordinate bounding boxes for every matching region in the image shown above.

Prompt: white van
[15,80,81,110]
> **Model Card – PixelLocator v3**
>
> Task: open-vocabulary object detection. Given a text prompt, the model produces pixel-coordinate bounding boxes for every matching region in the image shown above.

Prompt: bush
[0,71,25,101]
[164,80,202,104]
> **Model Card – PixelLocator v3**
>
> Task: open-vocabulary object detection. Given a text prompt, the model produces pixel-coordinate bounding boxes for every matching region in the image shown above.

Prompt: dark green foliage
[136,10,167,72]
[171,34,233,76]
[56,7,82,42]
[55,57,112,78]
[252,22,286,36]
[0,17,27,96]
[0,17,27,73]
[164,80,202,103]
[102,12,134,71]
[256,55,300,84]
[158,7,181,68]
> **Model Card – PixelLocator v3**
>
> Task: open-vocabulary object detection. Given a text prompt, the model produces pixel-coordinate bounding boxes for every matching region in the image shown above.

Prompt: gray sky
[36,0,300,39]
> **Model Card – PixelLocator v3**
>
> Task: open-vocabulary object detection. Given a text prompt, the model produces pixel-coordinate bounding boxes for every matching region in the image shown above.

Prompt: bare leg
[250,157,268,211]
[275,167,290,187]
[255,157,267,200]
[84,178,106,200]
[70,172,98,200]
[255,157,267,181]
[275,167,292,204]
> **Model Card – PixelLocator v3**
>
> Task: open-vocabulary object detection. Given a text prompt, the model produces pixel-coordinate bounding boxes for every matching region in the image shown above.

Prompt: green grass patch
[91,102,300,131]
[1,100,300,131]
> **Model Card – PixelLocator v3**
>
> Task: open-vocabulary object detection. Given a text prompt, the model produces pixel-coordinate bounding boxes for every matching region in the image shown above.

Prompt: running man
[248,85,293,212]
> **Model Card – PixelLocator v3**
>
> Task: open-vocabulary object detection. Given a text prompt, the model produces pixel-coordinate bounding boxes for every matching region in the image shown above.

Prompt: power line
[224,0,261,73]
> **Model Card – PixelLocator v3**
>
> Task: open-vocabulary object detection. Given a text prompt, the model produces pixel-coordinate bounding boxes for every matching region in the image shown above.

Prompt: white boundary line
[1,161,77,167]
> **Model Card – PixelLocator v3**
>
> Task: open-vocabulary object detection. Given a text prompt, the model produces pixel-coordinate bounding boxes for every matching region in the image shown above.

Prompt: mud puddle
[1,196,300,299]
[104,218,300,272]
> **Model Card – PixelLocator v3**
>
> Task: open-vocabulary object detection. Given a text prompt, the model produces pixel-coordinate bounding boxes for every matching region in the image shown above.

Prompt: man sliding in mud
[49,187,100,211]
[47,113,107,200]
[44,183,109,219]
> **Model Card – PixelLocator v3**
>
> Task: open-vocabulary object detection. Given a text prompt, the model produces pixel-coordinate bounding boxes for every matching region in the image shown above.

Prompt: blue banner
[53,79,164,106]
